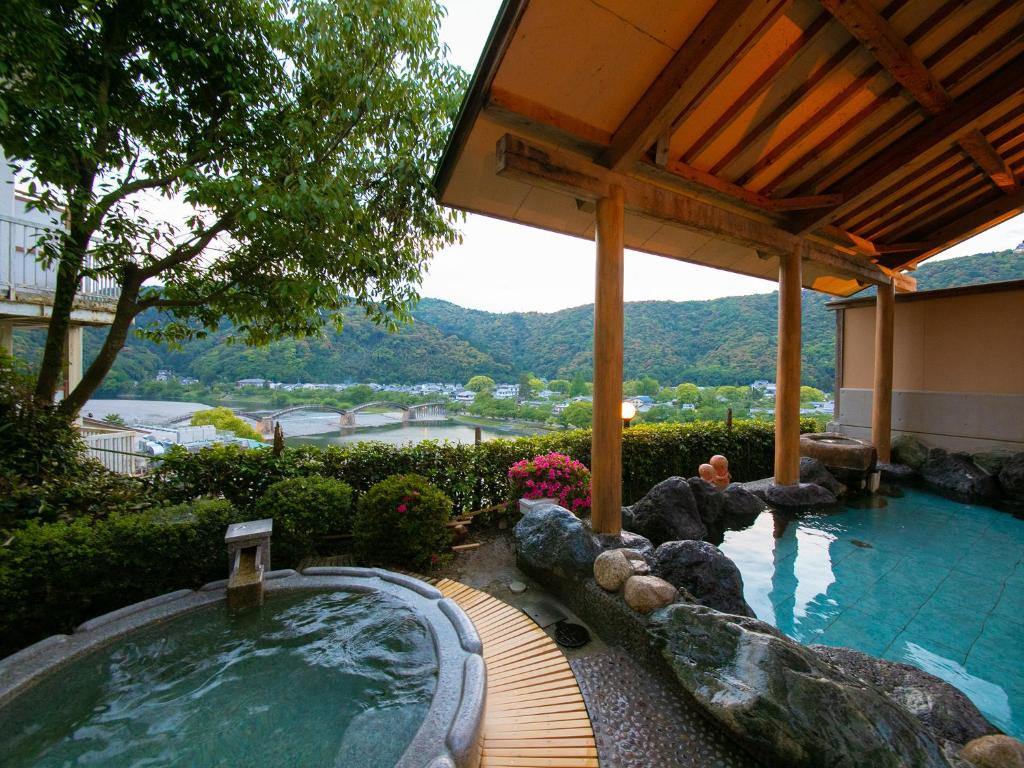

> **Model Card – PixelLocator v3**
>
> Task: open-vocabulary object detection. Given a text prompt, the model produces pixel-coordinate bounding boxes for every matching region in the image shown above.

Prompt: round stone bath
[0,568,485,768]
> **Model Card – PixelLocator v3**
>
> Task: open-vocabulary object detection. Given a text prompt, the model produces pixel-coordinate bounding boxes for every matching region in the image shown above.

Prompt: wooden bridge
[239,401,449,433]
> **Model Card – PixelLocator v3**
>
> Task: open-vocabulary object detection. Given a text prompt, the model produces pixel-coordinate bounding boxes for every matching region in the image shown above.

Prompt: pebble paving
[570,650,761,768]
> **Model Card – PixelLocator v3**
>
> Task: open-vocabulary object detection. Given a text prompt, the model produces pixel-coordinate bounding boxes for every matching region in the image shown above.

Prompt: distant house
[751,380,777,396]
[180,376,199,386]
[681,403,696,411]
[552,402,568,415]
[236,378,268,388]
[455,390,476,403]
[494,384,518,400]
[1014,240,1024,253]
[155,369,174,382]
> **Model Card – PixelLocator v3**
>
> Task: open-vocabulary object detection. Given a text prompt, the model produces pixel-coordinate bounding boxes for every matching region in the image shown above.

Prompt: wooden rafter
[818,0,952,115]
[883,185,1024,268]
[873,242,933,254]
[496,133,890,287]
[598,0,792,172]
[958,129,1019,193]
[786,51,1024,235]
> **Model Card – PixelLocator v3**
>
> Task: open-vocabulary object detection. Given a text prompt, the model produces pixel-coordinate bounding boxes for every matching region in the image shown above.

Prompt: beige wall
[841,285,1024,395]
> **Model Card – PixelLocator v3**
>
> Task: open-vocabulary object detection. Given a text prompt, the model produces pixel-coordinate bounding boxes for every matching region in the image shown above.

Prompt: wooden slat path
[433,578,599,768]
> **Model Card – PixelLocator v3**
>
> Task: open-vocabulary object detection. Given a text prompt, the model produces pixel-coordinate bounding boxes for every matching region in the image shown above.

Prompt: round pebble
[508,580,527,594]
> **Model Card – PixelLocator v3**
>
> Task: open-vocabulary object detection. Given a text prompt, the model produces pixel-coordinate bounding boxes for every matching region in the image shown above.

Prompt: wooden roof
[435,0,1024,296]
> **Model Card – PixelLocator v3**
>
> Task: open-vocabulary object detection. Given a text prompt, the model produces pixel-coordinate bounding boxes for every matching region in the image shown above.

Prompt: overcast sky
[423,0,1024,313]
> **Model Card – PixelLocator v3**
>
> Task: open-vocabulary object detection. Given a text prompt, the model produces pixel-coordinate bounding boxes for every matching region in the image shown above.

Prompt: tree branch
[136,211,237,280]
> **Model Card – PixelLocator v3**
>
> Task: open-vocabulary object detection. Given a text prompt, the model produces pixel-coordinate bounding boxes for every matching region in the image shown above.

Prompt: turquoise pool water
[0,590,438,767]
[719,487,1024,739]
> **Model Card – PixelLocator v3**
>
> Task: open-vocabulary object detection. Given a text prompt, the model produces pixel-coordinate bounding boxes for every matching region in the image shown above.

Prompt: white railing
[82,428,148,475]
[0,213,119,302]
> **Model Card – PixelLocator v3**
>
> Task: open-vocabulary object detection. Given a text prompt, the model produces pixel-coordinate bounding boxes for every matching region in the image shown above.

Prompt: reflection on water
[290,419,546,447]
[720,488,1024,738]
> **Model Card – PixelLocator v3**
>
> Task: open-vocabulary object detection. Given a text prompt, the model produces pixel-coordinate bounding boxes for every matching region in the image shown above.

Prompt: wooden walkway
[433,578,599,768]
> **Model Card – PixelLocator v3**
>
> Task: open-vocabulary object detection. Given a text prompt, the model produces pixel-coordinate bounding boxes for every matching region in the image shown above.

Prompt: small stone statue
[709,455,731,490]
[698,463,717,484]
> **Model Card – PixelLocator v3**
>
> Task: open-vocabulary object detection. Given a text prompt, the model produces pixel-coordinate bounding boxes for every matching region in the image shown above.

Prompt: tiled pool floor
[719,487,1024,738]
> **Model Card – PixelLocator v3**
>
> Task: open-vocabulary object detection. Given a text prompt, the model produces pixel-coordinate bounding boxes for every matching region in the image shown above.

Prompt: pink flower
[397,504,408,514]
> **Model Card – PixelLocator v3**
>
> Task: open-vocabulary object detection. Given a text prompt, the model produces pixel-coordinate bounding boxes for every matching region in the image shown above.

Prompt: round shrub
[509,452,591,514]
[254,476,354,565]
[353,474,452,569]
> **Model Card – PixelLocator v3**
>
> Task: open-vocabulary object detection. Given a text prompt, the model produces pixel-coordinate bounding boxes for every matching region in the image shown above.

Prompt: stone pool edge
[0,568,486,768]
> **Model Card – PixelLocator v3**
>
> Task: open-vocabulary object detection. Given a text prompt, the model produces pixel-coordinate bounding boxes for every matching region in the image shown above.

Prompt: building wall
[832,281,1024,452]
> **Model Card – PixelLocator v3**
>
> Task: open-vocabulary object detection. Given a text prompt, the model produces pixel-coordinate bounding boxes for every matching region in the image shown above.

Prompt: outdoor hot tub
[0,568,486,768]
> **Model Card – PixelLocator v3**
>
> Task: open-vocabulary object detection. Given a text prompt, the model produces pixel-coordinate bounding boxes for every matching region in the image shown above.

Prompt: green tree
[800,386,827,402]
[466,375,495,393]
[518,372,534,399]
[675,383,701,404]
[1,0,465,414]
[559,400,593,428]
[569,371,588,397]
[101,413,126,426]
[548,379,571,394]
[191,407,263,441]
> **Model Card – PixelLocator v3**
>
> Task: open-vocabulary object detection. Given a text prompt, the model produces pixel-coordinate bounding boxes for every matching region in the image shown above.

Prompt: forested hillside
[11,249,1022,392]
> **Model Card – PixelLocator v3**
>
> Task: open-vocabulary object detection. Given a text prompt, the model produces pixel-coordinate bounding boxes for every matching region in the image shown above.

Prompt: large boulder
[623,575,677,614]
[960,735,1024,768]
[648,604,954,768]
[721,483,767,526]
[800,456,847,496]
[922,449,999,501]
[879,462,918,483]
[764,481,837,509]
[515,504,655,583]
[971,450,1015,478]
[594,548,649,592]
[811,646,998,748]
[652,540,754,617]
[514,504,600,580]
[687,477,726,526]
[998,453,1024,501]
[623,477,706,545]
[893,434,930,470]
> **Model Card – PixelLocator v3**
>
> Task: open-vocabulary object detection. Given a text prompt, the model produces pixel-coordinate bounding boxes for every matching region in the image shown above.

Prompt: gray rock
[971,450,1015,477]
[922,449,999,501]
[594,529,655,561]
[721,483,766,525]
[515,504,654,584]
[764,481,838,509]
[893,434,930,470]
[594,549,633,592]
[811,645,998,747]
[515,503,600,580]
[998,453,1024,501]
[800,456,847,495]
[960,735,1024,768]
[652,540,754,617]
[623,477,706,545]
[648,604,954,768]
[687,477,726,526]
[623,575,677,614]
[879,462,918,483]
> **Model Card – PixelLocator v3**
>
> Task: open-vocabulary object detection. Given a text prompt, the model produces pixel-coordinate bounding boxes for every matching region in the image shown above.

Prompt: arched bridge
[238,401,449,433]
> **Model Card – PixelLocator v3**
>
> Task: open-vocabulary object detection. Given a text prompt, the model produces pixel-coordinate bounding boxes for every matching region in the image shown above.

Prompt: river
[83,399,549,446]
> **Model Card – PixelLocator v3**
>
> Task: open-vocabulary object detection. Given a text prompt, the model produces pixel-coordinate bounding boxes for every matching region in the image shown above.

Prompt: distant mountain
[12,249,1023,392]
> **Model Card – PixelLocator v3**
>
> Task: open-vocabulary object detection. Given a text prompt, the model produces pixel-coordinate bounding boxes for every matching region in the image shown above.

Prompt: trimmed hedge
[0,499,239,657]
[152,419,819,513]
[253,476,354,564]
[353,474,453,569]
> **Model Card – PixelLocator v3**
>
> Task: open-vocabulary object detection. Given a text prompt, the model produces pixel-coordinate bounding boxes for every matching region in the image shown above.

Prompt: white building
[494,384,519,400]
[455,390,476,403]
[1,154,119,395]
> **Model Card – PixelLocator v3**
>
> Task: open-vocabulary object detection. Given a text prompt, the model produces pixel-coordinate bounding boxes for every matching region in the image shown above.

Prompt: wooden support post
[872,281,896,463]
[591,185,625,534]
[774,247,802,485]
[0,321,13,356]
[63,325,84,399]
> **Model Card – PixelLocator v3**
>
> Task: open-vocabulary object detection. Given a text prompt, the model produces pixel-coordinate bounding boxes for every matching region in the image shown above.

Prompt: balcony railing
[1,213,119,303]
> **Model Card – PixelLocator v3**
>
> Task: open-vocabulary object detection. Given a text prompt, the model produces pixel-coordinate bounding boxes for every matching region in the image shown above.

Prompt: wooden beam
[873,241,933,254]
[787,52,1024,234]
[774,246,802,485]
[591,186,625,535]
[871,280,895,463]
[664,159,843,211]
[599,0,792,172]
[896,185,1024,267]
[495,134,893,287]
[958,129,1019,193]
[765,194,844,212]
[818,0,952,115]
